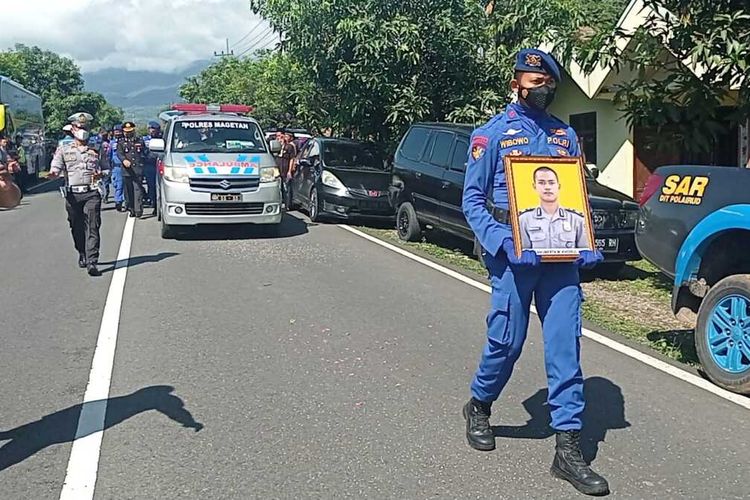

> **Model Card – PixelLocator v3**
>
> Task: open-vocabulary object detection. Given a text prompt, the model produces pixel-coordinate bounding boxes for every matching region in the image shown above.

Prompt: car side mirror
[148,138,165,152]
[269,139,281,153]
[589,165,600,179]
[298,158,311,168]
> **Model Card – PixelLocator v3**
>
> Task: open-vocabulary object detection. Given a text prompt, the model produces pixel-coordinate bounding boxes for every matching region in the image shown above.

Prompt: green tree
[45,92,124,136]
[179,50,312,130]
[0,44,122,137]
[581,0,750,155]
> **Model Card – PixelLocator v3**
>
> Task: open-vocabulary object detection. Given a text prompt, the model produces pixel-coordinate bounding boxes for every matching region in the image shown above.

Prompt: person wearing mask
[461,49,607,496]
[109,124,126,211]
[47,112,106,276]
[142,120,162,214]
[117,121,145,218]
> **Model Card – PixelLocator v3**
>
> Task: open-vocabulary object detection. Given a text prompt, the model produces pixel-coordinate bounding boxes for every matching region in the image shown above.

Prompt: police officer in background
[48,112,106,276]
[117,121,145,218]
[109,124,126,211]
[142,120,162,214]
[519,166,590,250]
[461,49,607,496]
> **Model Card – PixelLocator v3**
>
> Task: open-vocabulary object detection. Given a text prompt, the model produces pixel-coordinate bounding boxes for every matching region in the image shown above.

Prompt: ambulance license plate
[211,193,241,202]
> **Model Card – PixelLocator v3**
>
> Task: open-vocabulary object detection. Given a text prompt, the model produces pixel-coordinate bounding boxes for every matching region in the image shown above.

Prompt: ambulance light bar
[170,103,255,114]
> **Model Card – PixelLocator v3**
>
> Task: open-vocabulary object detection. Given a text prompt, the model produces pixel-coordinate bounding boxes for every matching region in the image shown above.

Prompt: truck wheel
[396,202,421,242]
[695,274,750,394]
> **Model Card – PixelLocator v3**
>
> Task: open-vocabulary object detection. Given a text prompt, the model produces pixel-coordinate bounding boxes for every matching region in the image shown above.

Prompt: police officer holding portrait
[117,121,145,218]
[48,112,106,277]
[461,49,607,496]
[519,166,589,250]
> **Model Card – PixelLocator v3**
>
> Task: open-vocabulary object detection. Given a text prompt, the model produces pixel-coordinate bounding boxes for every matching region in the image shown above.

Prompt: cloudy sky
[0,0,274,73]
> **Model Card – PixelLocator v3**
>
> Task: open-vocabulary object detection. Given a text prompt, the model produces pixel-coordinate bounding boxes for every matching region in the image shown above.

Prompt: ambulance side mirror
[149,138,165,152]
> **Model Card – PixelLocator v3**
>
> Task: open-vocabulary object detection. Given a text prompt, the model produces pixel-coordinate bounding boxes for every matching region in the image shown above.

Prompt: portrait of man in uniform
[506,157,595,261]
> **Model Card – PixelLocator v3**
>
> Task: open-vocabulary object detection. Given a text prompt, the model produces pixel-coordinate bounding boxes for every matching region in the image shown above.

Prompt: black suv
[390,123,641,272]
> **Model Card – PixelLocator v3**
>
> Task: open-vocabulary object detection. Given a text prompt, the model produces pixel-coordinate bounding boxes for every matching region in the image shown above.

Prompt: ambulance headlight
[163,166,189,183]
[260,166,279,183]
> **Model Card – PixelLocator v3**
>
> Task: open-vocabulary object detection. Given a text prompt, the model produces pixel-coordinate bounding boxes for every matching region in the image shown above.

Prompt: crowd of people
[0,132,32,208]
[89,119,162,217]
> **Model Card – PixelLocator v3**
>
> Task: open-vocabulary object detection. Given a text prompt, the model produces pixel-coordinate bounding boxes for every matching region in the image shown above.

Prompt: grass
[355,225,698,366]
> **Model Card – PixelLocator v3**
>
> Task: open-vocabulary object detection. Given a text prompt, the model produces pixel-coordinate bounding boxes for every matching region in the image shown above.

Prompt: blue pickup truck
[636,165,750,394]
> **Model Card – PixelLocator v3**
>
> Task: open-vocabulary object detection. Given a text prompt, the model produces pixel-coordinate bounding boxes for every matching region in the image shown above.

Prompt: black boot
[115,202,123,212]
[462,398,495,451]
[87,264,102,277]
[78,255,87,268]
[551,431,609,496]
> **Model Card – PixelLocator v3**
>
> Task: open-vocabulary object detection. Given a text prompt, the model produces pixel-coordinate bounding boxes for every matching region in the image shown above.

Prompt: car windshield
[322,142,385,170]
[172,120,266,153]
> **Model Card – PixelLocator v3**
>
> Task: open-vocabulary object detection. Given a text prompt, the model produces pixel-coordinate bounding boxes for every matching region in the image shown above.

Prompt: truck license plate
[595,238,619,253]
[211,193,241,202]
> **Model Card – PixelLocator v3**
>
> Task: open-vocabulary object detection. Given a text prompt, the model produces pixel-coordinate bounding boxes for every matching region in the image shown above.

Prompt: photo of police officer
[519,166,590,251]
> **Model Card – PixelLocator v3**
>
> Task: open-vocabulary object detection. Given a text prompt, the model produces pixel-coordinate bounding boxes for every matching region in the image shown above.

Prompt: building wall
[549,79,635,197]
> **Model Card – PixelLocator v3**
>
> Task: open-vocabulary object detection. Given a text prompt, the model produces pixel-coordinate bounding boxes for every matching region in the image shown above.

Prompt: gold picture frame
[504,156,595,262]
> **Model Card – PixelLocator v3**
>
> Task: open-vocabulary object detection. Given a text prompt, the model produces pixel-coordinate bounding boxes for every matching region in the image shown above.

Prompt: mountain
[83,60,211,121]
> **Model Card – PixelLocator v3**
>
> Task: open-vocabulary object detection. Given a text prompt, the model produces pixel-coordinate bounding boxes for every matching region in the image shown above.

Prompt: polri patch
[471,135,489,161]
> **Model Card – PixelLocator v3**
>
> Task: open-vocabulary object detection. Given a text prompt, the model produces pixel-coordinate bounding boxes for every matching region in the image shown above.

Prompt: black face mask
[521,84,557,111]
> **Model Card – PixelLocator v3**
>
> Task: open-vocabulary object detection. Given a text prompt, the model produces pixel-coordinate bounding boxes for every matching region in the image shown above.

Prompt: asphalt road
[1,186,748,499]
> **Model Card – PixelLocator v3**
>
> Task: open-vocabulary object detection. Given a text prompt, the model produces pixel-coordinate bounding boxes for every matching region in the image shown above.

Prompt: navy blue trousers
[471,252,585,431]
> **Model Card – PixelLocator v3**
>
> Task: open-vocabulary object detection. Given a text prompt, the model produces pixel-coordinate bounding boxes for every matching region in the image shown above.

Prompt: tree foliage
[247,0,606,147]
[0,44,123,137]
[179,50,313,130]
[582,0,750,154]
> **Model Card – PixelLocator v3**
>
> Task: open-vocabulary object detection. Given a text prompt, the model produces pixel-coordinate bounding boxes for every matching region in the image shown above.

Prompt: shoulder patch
[519,207,535,215]
[470,135,489,161]
[556,148,569,156]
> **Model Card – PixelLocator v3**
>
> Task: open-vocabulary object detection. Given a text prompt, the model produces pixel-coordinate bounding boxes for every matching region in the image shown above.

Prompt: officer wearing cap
[109,124,126,211]
[48,112,105,276]
[461,49,607,496]
[117,121,145,217]
[519,166,590,250]
[142,120,162,215]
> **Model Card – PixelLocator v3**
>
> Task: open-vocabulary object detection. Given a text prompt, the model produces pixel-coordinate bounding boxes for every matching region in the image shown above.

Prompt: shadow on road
[173,212,310,241]
[492,377,630,462]
[0,385,202,473]
[24,178,64,196]
[98,251,180,274]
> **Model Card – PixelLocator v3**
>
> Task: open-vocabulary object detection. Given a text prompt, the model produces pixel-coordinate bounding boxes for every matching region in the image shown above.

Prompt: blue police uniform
[109,124,125,206]
[463,51,587,431]
[462,49,609,497]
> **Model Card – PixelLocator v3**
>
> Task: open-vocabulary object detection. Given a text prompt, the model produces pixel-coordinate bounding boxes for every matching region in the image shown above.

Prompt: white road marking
[338,224,750,411]
[59,216,136,500]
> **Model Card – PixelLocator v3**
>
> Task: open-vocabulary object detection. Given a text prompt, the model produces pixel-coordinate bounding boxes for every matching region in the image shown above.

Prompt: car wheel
[160,216,175,239]
[396,202,421,242]
[695,274,750,394]
[309,186,321,222]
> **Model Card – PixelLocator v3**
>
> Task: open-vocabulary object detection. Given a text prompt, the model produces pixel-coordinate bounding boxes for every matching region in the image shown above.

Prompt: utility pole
[214,38,234,58]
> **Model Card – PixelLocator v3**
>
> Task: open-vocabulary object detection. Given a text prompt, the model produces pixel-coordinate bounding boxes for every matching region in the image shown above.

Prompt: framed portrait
[505,156,595,262]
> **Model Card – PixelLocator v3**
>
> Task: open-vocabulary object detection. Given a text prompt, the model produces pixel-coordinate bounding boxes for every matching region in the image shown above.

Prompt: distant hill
[83,60,211,120]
